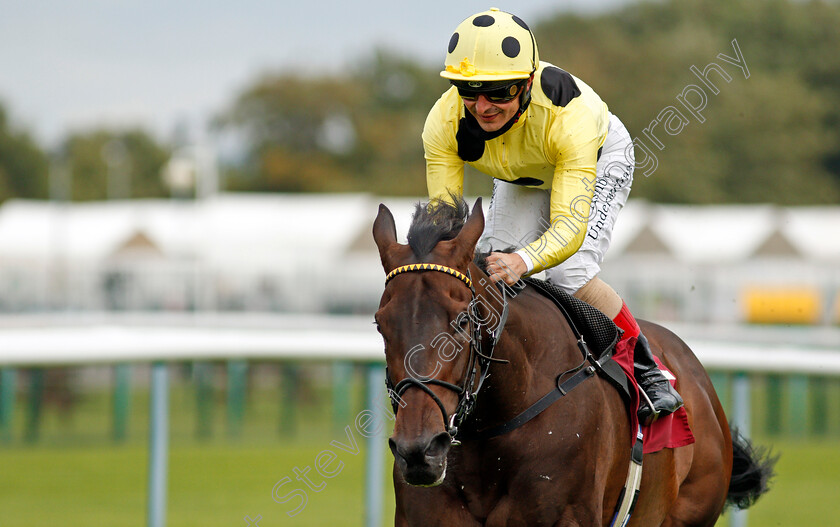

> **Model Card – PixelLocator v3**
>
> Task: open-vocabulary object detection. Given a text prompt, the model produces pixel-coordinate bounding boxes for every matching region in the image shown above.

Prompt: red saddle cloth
[611,338,695,454]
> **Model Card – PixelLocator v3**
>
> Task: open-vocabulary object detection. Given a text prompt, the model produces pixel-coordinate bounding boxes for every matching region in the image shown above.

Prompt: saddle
[524,277,694,456]
[521,278,644,526]
[483,278,692,526]
[462,277,632,441]
[522,277,632,404]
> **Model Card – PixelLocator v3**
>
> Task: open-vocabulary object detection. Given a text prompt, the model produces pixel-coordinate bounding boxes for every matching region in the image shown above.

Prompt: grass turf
[2,367,839,526]
[0,440,397,527]
[1,438,838,526]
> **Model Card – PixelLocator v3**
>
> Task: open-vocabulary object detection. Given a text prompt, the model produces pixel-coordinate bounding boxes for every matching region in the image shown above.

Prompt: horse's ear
[372,203,398,264]
[455,197,484,253]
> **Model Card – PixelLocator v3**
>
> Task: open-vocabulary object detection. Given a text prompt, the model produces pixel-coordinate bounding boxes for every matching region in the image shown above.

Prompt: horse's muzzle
[389,431,452,487]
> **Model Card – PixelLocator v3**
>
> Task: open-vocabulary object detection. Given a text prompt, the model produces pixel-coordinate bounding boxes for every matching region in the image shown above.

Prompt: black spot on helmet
[441,8,539,82]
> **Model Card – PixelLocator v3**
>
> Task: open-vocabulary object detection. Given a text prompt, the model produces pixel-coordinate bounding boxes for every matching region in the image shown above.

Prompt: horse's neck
[503,287,572,363]
[476,288,577,419]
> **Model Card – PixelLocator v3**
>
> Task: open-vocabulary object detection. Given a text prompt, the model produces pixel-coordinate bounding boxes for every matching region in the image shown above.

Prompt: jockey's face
[463,93,519,133]
[462,78,530,133]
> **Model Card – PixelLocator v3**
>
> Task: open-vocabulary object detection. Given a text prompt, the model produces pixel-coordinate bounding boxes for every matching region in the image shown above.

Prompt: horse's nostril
[425,432,452,459]
[390,437,422,464]
[389,434,450,466]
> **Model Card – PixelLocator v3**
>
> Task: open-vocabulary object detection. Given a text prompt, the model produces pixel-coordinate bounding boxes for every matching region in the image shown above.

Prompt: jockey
[423,7,683,424]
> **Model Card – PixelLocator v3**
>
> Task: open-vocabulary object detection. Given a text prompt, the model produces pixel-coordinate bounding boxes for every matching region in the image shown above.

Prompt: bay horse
[372,198,774,526]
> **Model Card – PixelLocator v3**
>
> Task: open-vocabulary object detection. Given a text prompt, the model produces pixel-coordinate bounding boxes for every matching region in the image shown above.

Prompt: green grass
[1,438,838,526]
[2,365,840,526]
[718,439,840,527]
[0,440,397,527]
[756,440,840,526]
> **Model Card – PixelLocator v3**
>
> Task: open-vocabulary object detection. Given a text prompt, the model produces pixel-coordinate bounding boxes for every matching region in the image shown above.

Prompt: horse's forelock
[406,197,470,258]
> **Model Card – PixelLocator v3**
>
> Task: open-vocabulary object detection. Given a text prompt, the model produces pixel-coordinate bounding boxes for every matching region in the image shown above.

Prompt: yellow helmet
[441,8,539,83]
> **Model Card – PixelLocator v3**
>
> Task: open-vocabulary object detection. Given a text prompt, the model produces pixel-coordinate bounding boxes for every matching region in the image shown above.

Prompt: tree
[216,50,447,195]
[216,0,840,204]
[534,0,840,204]
[0,102,49,202]
[61,129,172,201]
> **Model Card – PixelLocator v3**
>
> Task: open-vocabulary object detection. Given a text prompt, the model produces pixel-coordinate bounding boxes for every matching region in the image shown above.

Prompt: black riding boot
[635,332,684,426]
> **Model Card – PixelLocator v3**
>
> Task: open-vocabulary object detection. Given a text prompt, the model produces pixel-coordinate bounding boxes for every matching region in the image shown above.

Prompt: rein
[383,263,508,444]
[459,278,628,441]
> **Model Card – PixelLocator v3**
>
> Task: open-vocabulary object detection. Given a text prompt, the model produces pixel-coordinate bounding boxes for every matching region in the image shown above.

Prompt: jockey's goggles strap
[385,263,472,290]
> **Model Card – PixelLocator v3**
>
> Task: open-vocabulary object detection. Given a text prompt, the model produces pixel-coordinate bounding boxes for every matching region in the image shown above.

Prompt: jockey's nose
[474,94,494,112]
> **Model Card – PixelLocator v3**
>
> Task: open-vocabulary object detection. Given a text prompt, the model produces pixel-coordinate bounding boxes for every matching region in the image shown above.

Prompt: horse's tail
[726,426,778,510]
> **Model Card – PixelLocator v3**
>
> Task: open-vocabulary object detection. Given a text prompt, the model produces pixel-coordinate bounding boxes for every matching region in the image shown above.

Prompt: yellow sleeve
[422,90,465,203]
[520,105,600,273]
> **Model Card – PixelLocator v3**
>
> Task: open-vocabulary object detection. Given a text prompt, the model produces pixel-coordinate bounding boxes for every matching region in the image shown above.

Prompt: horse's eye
[458,316,470,330]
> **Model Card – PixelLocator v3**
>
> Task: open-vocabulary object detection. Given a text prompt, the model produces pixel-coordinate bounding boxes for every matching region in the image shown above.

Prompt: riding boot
[634,332,684,426]
[612,301,684,426]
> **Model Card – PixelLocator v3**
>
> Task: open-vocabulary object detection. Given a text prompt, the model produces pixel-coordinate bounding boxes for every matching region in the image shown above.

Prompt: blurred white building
[0,194,838,324]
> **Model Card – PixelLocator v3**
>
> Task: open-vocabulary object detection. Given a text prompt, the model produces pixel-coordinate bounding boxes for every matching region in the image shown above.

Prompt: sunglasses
[456,81,524,103]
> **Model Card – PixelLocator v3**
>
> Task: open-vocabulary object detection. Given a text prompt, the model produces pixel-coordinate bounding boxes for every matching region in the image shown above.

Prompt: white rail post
[364,364,386,527]
[147,362,169,527]
[730,371,750,527]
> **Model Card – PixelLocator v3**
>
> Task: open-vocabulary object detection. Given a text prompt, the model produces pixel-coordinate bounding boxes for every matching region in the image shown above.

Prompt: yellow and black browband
[385,263,472,289]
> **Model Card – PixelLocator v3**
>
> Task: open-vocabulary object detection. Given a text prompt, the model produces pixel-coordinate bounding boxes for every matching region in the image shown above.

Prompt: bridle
[382,263,508,445]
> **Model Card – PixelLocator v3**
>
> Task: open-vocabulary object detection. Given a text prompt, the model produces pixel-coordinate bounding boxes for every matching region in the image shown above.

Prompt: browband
[385,263,472,289]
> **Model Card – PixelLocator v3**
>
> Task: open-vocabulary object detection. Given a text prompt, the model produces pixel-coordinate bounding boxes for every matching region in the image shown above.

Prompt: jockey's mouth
[476,111,502,123]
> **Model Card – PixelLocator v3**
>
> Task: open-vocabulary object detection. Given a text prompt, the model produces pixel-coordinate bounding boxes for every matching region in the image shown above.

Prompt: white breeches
[478,112,635,294]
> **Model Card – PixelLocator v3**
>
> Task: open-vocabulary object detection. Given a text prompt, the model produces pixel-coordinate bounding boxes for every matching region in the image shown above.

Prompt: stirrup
[638,380,683,426]
[637,388,660,426]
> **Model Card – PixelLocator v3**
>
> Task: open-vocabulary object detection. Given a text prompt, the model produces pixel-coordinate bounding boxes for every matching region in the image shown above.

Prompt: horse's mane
[407,196,513,271]
[407,197,469,258]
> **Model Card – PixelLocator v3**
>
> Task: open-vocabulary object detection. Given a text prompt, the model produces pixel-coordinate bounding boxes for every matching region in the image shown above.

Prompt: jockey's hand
[485,252,527,285]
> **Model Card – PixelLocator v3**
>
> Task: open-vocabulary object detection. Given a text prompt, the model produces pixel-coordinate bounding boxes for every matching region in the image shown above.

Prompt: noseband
[382,263,508,444]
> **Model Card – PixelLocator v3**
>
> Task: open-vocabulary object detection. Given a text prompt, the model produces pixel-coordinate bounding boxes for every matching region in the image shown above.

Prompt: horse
[372,197,774,526]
